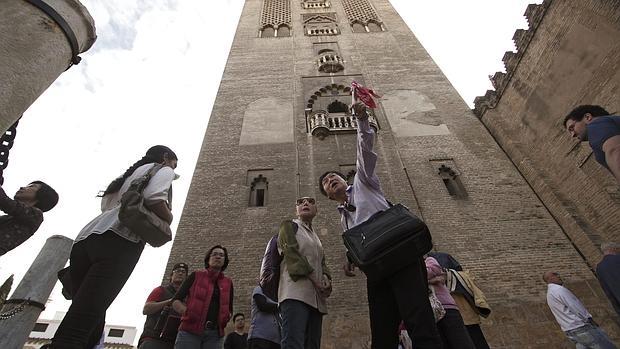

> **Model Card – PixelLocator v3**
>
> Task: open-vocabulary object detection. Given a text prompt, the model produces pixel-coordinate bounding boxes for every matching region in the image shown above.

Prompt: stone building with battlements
[166,0,619,347]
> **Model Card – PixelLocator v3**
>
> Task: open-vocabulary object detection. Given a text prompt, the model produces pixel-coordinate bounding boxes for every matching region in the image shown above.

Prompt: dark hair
[30,181,58,212]
[563,105,610,127]
[204,245,229,271]
[233,313,244,322]
[101,145,177,196]
[318,171,346,196]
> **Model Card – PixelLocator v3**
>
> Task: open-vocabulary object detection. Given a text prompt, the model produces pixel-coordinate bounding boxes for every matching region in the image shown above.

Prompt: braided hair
[100,145,177,197]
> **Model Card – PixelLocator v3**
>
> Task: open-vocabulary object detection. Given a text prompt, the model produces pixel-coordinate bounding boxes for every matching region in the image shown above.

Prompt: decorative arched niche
[305,83,378,139]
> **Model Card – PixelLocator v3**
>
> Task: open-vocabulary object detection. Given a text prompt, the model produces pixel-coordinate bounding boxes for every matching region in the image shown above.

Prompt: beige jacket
[278,219,329,314]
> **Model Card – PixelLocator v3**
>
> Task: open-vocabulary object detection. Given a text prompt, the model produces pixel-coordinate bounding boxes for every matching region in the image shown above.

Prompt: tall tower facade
[167,0,617,347]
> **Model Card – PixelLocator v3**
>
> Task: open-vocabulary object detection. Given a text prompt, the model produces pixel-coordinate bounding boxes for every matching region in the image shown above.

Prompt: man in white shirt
[543,271,617,349]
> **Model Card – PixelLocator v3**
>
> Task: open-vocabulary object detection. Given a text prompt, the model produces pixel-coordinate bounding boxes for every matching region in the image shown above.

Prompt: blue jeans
[565,324,617,349]
[175,330,223,349]
[280,299,323,349]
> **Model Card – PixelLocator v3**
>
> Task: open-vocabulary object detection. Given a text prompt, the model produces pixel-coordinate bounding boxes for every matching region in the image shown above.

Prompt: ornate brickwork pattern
[260,0,291,27]
[303,13,339,36]
[340,0,380,24]
[302,12,337,23]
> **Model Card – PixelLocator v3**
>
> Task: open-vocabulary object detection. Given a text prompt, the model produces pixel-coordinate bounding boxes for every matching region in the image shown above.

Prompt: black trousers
[465,324,490,349]
[367,258,442,349]
[436,309,475,349]
[51,231,144,349]
[248,338,281,349]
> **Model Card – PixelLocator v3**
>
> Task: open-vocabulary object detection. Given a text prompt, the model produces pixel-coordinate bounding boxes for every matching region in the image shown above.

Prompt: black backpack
[259,221,298,301]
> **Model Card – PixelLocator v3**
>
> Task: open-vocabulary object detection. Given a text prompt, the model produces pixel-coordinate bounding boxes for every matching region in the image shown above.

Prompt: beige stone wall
[473,0,620,345]
[167,0,618,347]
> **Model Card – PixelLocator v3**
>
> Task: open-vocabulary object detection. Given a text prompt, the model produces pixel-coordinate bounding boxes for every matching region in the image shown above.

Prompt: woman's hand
[146,200,173,224]
[428,273,446,285]
[319,274,332,298]
[343,260,357,277]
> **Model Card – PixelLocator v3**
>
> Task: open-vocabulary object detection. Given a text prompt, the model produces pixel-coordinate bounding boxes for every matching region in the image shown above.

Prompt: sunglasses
[296,197,316,205]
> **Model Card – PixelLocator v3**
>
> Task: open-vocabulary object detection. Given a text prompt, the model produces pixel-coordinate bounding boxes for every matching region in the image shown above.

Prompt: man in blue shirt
[564,105,620,184]
[596,242,620,318]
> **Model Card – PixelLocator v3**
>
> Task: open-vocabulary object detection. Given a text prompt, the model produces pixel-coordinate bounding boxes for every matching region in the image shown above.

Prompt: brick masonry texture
[166,0,620,347]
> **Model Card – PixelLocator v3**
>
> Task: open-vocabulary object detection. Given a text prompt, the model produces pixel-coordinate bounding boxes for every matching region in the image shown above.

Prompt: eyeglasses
[172,269,187,274]
[296,197,316,205]
[210,252,226,257]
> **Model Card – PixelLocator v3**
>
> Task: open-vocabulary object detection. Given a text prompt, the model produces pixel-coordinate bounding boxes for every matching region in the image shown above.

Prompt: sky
[1,0,539,344]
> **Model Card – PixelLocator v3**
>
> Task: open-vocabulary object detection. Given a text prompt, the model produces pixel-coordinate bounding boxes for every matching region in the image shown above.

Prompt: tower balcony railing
[307,110,378,139]
[317,53,344,73]
[303,1,330,9]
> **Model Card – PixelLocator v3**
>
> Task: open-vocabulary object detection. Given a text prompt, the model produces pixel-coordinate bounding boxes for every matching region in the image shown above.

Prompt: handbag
[118,164,172,247]
[428,286,446,322]
[342,204,433,280]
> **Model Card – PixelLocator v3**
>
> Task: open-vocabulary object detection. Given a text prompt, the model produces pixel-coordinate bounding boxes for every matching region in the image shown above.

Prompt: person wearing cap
[138,262,189,348]
[278,196,331,349]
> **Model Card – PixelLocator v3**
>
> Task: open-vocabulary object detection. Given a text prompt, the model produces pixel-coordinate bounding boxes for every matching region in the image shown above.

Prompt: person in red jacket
[172,245,234,349]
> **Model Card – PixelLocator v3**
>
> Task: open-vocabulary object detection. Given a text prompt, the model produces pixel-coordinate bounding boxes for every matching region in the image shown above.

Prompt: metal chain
[0,300,27,320]
[0,298,45,320]
[0,119,20,186]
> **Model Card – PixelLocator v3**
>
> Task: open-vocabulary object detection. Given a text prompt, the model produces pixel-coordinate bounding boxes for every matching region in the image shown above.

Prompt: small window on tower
[437,164,467,199]
[249,174,269,207]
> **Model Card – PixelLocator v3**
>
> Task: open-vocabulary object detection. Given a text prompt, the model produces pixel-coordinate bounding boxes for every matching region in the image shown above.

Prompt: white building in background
[24,312,136,349]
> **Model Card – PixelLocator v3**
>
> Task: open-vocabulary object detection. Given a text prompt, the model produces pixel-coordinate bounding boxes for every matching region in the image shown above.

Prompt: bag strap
[132,164,164,194]
[146,163,164,179]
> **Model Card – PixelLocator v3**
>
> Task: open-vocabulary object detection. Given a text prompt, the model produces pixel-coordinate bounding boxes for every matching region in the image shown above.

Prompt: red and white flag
[351,81,381,109]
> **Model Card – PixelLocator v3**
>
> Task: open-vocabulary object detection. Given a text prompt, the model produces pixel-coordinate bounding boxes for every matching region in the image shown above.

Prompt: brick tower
[166,0,617,347]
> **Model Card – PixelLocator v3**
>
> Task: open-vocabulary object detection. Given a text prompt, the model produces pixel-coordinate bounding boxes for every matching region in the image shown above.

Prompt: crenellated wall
[473,0,620,337]
[474,1,550,118]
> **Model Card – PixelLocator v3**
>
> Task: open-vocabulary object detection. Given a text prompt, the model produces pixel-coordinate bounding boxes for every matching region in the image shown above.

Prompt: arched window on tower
[367,20,384,32]
[327,100,349,113]
[351,22,366,33]
[437,164,467,199]
[277,25,291,37]
[261,26,275,38]
[249,175,269,207]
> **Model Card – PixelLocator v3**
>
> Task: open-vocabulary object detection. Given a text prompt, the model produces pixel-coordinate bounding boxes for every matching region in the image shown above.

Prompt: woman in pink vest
[426,256,475,349]
[172,245,234,349]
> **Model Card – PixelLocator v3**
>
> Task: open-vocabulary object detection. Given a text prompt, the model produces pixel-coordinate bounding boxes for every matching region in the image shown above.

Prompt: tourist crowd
[1,101,618,349]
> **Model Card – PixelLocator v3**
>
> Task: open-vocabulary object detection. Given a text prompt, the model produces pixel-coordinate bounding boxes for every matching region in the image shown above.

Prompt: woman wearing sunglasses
[278,197,331,349]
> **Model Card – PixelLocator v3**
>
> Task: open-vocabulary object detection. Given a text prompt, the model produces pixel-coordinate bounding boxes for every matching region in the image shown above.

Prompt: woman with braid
[46,145,179,349]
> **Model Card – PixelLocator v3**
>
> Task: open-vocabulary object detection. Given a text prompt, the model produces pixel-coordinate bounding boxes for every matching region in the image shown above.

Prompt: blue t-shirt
[586,115,620,169]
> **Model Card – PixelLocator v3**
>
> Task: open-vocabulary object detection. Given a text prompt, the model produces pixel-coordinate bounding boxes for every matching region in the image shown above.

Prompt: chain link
[0,300,27,320]
[0,119,20,186]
